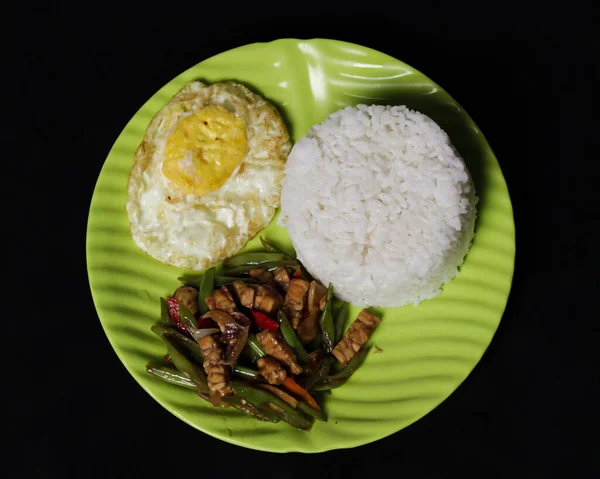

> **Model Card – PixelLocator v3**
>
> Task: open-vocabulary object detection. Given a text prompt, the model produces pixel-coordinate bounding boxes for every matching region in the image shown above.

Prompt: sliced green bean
[259,236,296,260]
[151,324,204,366]
[230,381,314,431]
[198,267,215,314]
[233,365,260,380]
[247,334,267,359]
[178,302,198,337]
[159,297,172,326]
[176,275,202,288]
[312,347,370,391]
[297,401,327,423]
[305,356,335,391]
[277,310,309,364]
[224,259,298,276]
[319,283,335,353]
[224,252,287,269]
[160,333,209,394]
[146,362,197,390]
[214,276,258,286]
[221,395,280,423]
[334,301,350,344]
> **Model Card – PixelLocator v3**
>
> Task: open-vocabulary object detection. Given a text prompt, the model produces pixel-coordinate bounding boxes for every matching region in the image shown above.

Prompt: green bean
[224,259,298,276]
[334,301,350,344]
[246,334,267,359]
[305,356,334,391]
[277,310,309,364]
[198,267,215,314]
[312,347,370,391]
[159,297,172,326]
[230,381,314,431]
[308,333,322,352]
[176,275,202,288]
[214,276,258,286]
[220,395,280,423]
[178,302,198,337]
[259,236,296,260]
[319,283,335,353]
[233,365,260,380]
[224,252,288,269]
[146,362,197,390]
[159,332,210,394]
[297,401,327,423]
[151,324,204,366]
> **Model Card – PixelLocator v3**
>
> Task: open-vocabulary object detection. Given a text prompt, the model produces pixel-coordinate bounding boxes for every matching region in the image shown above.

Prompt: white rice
[279,104,477,307]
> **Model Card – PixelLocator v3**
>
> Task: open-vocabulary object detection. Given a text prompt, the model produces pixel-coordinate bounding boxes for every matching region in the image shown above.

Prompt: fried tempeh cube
[331,309,380,365]
[256,330,302,375]
[198,335,232,397]
[205,285,236,313]
[283,279,310,329]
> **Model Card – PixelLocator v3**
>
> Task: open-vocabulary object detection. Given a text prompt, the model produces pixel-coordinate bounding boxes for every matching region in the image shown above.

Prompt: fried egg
[126,81,291,270]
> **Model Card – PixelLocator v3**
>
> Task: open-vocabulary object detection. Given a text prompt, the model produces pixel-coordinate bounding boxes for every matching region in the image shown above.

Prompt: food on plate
[332,309,380,365]
[280,104,477,307]
[126,81,291,270]
[146,238,381,431]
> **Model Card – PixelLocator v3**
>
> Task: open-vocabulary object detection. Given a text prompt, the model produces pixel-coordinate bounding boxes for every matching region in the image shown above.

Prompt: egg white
[126,81,290,270]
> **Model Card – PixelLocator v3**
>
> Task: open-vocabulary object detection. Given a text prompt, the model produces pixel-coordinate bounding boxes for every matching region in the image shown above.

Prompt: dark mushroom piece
[201,310,249,366]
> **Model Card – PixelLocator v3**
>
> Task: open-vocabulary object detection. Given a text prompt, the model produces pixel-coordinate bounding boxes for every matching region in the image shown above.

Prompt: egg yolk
[162,105,248,195]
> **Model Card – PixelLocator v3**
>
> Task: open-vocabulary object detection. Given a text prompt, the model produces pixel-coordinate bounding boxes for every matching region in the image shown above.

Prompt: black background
[8,1,598,477]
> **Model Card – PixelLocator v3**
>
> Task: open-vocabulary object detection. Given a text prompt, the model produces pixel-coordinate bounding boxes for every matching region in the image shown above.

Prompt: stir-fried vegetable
[233,365,260,380]
[146,363,197,390]
[312,348,371,391]
[251,310,279,332]
[166,297,188,336]
[230,381,314,431]
[215,276,258,286]
[178,302,198,337]
[224,252,296,269]
[334,301,350,343]
[159,330,210,394]
[147,247,381,431]
[198,267,215,315]
[151,324,204,365]
[246,334,267,359]
[319,283,335,353]
[259,236,296,260]
[282,376,321,411]
[277,310,309,364]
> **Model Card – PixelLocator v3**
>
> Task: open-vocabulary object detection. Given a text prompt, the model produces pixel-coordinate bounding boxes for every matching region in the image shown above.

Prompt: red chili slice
[250,310,280,332]
[167,297,188,335]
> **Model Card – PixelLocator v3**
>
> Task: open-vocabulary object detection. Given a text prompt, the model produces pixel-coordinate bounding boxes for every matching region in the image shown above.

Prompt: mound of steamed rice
[279,104,477,307]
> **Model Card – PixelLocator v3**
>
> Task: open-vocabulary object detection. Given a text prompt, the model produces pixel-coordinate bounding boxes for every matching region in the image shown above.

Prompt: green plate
[86,38,515,452]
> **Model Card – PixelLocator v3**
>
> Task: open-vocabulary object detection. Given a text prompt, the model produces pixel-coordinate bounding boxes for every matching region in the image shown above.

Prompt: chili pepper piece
[251,310,280,331]
[167,297,188,336]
